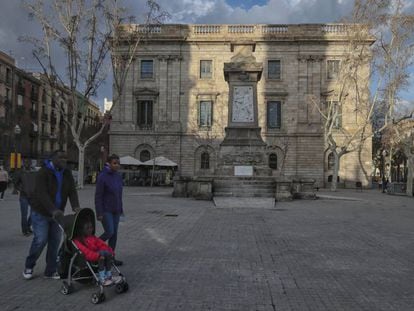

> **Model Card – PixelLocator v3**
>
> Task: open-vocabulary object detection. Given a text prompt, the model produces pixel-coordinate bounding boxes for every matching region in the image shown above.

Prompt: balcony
[30,109,38,119]
[51,115,57,124]
[41,113,49,121]
[29,129,38,137]
[40,131,50,139]
[31,91,39,100]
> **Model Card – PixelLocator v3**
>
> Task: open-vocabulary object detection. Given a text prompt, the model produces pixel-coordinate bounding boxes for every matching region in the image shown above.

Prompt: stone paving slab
[0,186,414,310]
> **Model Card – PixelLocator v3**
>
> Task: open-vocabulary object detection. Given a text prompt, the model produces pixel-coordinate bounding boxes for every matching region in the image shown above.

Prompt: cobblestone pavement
[0,186,414,311]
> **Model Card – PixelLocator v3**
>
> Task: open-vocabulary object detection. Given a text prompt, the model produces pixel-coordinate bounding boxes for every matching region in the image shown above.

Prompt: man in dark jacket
[23,150,80,280]
[14,159,37,236]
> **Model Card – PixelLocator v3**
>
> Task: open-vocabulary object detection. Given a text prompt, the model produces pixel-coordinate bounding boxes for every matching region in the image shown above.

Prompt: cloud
[157,0,354,24]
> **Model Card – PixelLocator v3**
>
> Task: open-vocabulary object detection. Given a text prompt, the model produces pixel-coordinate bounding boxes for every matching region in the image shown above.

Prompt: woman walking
[95,154,124,266]
[0,166,9,200]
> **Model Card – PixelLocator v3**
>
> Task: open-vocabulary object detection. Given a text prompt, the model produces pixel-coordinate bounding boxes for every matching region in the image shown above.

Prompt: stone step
[214,191,275,198]
[213,196,276,208]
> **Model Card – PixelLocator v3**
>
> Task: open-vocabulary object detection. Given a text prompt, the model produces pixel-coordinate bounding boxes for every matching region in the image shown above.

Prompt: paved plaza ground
[0,186,414,310]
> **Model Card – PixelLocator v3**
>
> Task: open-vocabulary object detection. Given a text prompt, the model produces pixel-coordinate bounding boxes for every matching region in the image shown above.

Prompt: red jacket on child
[73,236,114,262]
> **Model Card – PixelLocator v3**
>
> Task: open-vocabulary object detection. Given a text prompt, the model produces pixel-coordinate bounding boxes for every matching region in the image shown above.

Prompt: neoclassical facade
[110,24,373,189]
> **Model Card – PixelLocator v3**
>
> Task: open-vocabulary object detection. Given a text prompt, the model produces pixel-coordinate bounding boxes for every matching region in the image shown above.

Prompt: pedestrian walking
[95,154,124,266]
[22,150,80,280]
[0,166,9,200]
[14,159,36,236]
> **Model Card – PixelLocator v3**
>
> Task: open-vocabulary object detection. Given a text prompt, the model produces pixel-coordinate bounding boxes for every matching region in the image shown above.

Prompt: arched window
[328,152,335,170]
[140,150,151,162]
[269,153,278,169]
[200,152,210,169]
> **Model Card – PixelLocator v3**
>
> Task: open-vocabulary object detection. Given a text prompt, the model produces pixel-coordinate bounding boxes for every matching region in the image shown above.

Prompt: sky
[0,0,412,109]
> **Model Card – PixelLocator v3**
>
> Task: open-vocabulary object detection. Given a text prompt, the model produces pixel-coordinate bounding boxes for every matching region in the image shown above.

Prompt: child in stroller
[73,218,120,286]
[59,208,128,304]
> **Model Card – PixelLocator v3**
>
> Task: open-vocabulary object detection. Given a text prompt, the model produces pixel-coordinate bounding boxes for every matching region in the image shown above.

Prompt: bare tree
[312,0,414,191]
[23,0,168,188]
[311,23,375,191]
[381,119,414,195]
[371,0,414,181]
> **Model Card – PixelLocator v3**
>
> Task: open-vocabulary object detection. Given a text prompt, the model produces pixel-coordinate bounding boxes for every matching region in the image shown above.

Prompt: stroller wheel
[115,281,129,293]
[91,292,105,304]
[61,281,73,295]
[115,283,124,294]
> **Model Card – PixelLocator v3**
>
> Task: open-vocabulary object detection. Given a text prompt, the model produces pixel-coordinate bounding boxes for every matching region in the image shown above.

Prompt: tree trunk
[77,146,85,189]
[331,152,340,192]
[406,155,414,197]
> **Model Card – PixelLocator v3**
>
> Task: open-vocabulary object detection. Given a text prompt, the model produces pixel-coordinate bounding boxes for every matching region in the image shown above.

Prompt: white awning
[119,155,143,166]
[142,156,178,167]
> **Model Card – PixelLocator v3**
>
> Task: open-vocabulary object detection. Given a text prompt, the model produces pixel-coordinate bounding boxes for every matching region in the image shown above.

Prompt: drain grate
[272,208,287,211]
[164,214,178,217]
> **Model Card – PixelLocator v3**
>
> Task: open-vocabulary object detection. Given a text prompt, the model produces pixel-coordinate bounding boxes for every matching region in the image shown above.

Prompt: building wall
[110,24,373,186]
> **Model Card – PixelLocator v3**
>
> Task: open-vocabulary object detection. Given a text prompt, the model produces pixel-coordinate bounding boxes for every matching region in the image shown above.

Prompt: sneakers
[98,271,113,286]
[44,272,60,280]
[22,268,33,280]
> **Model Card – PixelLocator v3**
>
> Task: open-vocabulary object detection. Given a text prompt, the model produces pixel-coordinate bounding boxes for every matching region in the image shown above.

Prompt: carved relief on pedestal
[231,86,254,123]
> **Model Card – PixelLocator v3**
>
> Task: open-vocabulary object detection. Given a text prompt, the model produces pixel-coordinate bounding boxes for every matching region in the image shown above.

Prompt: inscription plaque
[234,165,253,176]
[232,86,254,122]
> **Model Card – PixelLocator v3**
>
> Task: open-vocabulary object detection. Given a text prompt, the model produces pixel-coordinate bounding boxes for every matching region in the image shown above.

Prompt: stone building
[110,24,374,195]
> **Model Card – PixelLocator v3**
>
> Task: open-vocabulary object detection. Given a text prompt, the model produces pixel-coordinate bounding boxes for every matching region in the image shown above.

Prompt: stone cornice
[116,24,376,44]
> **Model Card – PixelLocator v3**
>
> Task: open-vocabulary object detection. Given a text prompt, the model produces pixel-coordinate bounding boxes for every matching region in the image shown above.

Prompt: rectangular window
[327,60,340,80]
[200,60,212,79]
[199,101,212,127]
[137,100,153,128]
[6,68,11,84]
[268,60,281,79]
[326,101,342,128]
[18,95,23,106]
[267,101,281,129]
[140,60,153,79]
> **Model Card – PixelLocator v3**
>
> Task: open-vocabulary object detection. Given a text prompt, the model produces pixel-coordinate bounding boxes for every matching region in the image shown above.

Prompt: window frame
[327,59,340,80]
[267,59,282,80]
[199,60,213,79]
[140,150,151,162]
[200,152,210,170]
[198,100,213,128]
[326,100,342,129]
[140,59,154,79]
[266,100,282,130]
[269,153,278,170]
[136,100,153,129]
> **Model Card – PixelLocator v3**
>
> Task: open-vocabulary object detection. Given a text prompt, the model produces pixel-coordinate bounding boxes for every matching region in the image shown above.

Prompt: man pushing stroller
[23,150,80,280]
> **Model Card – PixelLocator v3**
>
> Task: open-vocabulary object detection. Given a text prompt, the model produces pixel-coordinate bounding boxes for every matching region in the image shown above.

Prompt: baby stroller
[57,208,129,304]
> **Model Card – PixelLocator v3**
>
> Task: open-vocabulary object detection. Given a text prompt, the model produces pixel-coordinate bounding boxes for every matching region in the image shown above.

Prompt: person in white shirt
[0,166,9,200]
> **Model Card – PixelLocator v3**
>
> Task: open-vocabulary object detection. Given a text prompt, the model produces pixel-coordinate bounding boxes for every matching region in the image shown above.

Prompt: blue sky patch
[226,0,269,10]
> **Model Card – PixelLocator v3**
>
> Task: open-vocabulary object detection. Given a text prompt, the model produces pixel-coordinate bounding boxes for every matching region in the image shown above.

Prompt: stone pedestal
[216,44,270,178]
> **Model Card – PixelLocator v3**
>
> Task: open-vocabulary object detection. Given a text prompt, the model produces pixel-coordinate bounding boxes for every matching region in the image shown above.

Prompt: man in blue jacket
[95,154,124,266]
[23,150,80,280]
